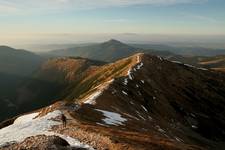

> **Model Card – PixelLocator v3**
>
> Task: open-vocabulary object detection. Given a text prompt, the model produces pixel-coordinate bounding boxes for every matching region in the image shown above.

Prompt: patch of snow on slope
[122,91,128,95]
[127,69,133,80]
[141,105,148,112]
[174,137,182,142]
[136,62,144,70]
[171,61,183,64]
[172,60,207,70]
[83,91,102,105]
[191,125,198,129]
[158,56,163,61]
[0,110,93,149]
[13,113,39,125]
[95,109,127,126]
[136,111,146,120]
[84,79,114,105]
[123,78,128,85]
[198,67,208,71]
[184,64,208,71]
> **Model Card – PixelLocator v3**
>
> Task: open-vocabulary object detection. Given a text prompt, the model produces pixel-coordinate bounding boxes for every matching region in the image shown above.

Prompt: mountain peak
[103,39,125,45]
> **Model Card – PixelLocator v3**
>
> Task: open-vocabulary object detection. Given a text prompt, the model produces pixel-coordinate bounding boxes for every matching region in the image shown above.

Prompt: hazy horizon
[1,33,225,52]
[1,0,225,51]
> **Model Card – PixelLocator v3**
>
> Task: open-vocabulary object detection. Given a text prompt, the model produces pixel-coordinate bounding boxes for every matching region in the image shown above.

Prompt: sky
[0,0,225,47]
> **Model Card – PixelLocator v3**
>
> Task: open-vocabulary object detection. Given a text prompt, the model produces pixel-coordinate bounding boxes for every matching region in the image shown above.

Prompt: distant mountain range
[1,53,225,149]
[131,44,225,57]
[45,39,174,62]
[45,40,225,72]
[0,46,43,76]
[45,40,225,60]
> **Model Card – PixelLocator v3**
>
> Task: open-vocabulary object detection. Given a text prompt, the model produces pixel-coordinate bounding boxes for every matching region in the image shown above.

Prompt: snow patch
[83,91,102,105]
[122,91,128,95]
[141,105,148,112]
[127,69,133,80]
[136,111,146,120]
[136,63,144,70]
[123,78,128,85]
[171,61,208,71]
[13,113,39,125]
[171,61,183,64]
[83,79,114,105]
[95,109,127,126]
[0,110,93,149]
[130,101,135,105]
[157,56,163,61]
[184,64,208,71]
[156,125,166,133]
[174,137,182,142]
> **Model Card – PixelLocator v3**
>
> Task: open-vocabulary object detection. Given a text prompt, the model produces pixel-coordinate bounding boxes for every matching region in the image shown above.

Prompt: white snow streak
[122,91,128,95]
[123,78,128,85]
[127,69,133,80]
[83,79,114,105]
[95,109,127,126]
[171,61,208,71]
[141,105,148,112]
[83,91,102,105]
[171,61,182,64]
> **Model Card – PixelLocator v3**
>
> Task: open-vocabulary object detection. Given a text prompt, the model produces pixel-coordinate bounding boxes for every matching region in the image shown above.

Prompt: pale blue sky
[0,0,225,46]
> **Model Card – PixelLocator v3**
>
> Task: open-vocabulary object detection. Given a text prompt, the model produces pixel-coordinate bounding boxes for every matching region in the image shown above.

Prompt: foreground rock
[0,135,88,150]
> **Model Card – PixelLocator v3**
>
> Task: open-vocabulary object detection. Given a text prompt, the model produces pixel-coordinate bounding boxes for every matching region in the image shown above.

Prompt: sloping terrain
[167,55,225,73]
[0,46,44,121]
[1,53,225,149]
[131,44,225,57]
[198,55,225,72]
[11,57,104,119]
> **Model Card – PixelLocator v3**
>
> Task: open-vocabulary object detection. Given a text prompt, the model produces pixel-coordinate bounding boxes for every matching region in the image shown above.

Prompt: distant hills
[131,44,225,57]
[0,46,43,76]
[46,39,173,62]
[46,40,225,61]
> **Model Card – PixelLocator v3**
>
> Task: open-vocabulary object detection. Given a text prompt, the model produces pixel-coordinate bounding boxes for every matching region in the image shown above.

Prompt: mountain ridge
[1,53,225,149]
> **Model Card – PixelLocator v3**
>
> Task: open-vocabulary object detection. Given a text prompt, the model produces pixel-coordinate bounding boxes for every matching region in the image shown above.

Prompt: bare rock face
[0,135,87,150]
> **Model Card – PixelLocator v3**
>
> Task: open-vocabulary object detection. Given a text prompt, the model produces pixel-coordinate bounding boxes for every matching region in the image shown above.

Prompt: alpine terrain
[0,53,225,150]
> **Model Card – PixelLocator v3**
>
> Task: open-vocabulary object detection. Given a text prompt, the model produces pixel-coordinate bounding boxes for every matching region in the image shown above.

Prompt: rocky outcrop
[0,135,88,150]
